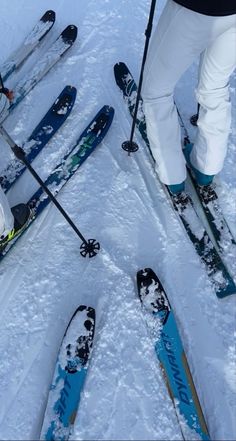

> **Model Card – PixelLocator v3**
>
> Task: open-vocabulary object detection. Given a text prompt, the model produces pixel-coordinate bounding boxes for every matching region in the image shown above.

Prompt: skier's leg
[0,185,14,240]
[142,0,235,188]
[190,22,236,178]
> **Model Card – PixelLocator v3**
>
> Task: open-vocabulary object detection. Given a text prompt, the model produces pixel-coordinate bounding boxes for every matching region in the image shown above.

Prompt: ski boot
[0,203,33,249]
[183,143,214,186]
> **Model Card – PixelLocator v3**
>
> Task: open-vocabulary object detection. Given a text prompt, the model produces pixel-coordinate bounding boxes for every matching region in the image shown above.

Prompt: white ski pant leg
[142,0,236,185]
[191,26,236,175]
[0,185,14,239]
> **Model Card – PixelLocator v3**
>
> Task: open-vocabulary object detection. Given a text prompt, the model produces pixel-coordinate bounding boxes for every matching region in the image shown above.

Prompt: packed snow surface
[0,0,235,440]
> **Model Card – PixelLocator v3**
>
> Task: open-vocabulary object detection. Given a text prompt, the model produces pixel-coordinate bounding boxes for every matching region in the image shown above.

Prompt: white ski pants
[142,0,236,185]
[0,185,14,239]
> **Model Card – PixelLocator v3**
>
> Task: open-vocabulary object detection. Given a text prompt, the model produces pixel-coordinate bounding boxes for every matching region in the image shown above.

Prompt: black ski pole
[0,125,100,258]
[176,106,191,145]
[0,74,4,90]
[190,103,200,126]
[122,0,156,154]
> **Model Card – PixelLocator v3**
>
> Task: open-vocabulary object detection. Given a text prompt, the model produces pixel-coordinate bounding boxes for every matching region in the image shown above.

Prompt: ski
[0,10,56,82]
[0,24,77,124]
[168,190,236,298]
[114,62,236,298]
[181,140,236,255]
[1,85,77,193]
[0,105,114,261]
[137,268,210,441]
[40,305,95,441]
[187,156,235,253]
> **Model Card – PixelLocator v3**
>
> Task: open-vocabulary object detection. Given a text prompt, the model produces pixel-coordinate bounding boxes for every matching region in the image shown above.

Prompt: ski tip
[61,25,78,45]
[96,105,115,127]
[101,104,115,118]
[114,62,131,90]
[51,85,77,115]
[94,104,115,122]
[137,268,159,292]
[85,105,114,139]
[41,10,56,23]
[71,304,96,321]
[114,61,129,78]
[114,61,128,72]
[66,305,96,343]
[137,268,169,314]
[62,84,77,95]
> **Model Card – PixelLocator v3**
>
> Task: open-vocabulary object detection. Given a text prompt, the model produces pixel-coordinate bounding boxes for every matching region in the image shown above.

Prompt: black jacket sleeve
[173,0,236,16]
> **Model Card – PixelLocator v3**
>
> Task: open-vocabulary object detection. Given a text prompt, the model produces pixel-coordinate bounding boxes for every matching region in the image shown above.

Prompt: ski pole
[176,106,191,145]
[0,125,100,258]
[122,0,156,154]
[0,74,4,90]
[190,103,200,126]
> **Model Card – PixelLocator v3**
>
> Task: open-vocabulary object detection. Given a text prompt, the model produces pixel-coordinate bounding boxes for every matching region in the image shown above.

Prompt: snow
[0,0,236,440]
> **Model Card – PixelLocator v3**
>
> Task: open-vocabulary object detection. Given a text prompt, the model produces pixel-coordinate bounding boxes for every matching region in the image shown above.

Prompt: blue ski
[1,85,76,192]
[40,305,95,441]
[137,268,210,441]
[0,105,114,261]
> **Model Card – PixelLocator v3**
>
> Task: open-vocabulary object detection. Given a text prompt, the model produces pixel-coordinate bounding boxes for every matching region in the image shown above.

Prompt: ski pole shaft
[122,0,156,154]
[0,125,89,246]
[0,74,4,90]
[176,106,191,144]
[129,0,156,142]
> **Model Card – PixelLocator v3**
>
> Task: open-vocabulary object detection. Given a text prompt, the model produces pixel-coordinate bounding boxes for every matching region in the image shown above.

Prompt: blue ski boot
[183,143,214,186]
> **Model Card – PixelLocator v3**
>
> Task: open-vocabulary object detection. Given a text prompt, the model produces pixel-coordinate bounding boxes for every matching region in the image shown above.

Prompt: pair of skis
[0,10,77,123]
[39,268,210,441]
[114,61,236,300]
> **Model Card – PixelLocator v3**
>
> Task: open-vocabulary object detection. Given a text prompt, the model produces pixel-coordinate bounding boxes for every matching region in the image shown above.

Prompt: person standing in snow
[142,0,236,194]
[0,80,31,249]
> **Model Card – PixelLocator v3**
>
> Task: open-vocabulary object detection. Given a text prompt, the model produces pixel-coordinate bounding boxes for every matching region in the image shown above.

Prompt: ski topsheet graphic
[137,268,210,441]
[0,105,114,261]
[40,305,95,441]
[1,85,77,193]
[0,10,56,82]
